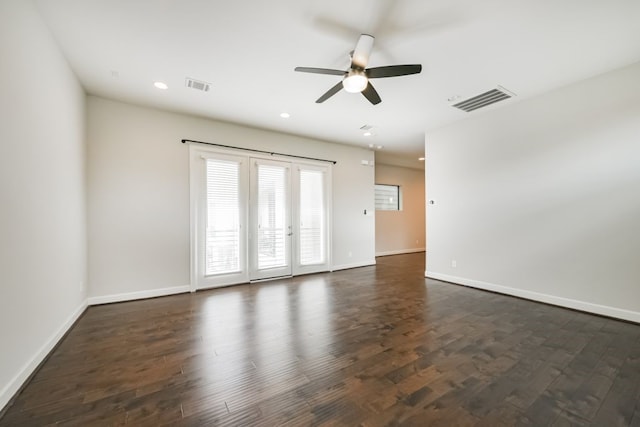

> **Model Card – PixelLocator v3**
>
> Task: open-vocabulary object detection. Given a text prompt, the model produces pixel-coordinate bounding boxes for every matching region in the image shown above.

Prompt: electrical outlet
[348,251,353,258]
[451,260,457,268]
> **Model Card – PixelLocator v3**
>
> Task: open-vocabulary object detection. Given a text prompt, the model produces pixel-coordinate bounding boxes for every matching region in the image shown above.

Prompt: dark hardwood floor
[2,253,640,426]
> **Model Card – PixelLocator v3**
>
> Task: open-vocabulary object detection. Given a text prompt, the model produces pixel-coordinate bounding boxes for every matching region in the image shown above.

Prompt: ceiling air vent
[452,86,515,112]
[185,77,211,92]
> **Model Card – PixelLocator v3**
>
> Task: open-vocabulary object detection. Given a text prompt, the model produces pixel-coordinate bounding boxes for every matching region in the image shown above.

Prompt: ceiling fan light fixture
[343,71,368,93]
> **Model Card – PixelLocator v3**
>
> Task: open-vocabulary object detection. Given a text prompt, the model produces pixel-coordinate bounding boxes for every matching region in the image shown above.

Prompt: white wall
[375,163,426,256]
[0,0,87,410]
[426,61,640,322]
[87,96,375,301]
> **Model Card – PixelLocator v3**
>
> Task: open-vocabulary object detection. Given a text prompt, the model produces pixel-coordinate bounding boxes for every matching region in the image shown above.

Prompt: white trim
[331,260,376,271]
[189,145,198,293]
[376,248,425,257]
[425,271,640,324]
[87,285,190,306]
[0,299,88,412]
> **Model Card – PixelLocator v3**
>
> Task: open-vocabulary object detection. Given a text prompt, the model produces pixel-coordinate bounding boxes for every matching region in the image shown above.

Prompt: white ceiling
[35,0,640,162]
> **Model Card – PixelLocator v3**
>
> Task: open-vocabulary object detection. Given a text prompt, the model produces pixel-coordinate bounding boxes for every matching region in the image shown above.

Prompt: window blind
[299,169,325,265]
[257,164,287,269]
[375,184,400,211]
[205,158,241,275]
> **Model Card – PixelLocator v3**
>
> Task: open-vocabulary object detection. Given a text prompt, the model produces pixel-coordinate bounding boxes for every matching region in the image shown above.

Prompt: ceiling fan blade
[351,34,375,69]
[366,64,422,78]
[361,82,382,105]
[295,67,346,76]
[316,81,344,103]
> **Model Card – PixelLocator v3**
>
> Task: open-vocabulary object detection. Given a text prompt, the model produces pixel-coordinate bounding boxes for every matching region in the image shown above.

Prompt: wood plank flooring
[2,253,640,426]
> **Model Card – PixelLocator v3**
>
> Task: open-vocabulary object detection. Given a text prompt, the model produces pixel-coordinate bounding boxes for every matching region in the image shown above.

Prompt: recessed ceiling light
[368,143,374,148]
[418,157,425,161]
[280,112,290,119]
[154,81,168,90]
[363,131,373,137]
[376,145,383,150]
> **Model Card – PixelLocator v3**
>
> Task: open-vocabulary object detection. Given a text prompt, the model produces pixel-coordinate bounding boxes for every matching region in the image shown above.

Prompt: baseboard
[0,299,88,413]
[425,271,640,324]
[376,248,425,257]
[331,259,376,272]
[88,285,190,306]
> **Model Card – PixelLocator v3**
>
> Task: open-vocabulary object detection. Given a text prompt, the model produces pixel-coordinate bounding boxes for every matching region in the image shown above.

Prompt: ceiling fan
[295,34,422,105]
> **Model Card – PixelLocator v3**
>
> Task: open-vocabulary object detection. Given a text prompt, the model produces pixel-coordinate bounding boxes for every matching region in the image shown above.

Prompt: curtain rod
[181,139,337,164]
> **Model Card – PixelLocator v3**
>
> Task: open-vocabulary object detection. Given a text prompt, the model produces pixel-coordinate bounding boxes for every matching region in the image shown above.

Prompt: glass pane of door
[299,169,325,265]
[257,164,286,269]
[205,158,241,275]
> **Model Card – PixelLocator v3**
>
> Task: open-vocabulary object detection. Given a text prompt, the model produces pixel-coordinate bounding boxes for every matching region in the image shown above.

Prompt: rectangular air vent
[185,77,211,92]
[360,124,373,131]
[452,86,514,112]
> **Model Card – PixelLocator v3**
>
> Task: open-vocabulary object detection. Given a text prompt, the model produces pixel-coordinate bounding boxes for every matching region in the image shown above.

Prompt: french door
[249,159,292,281]
[191,147,331,290]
